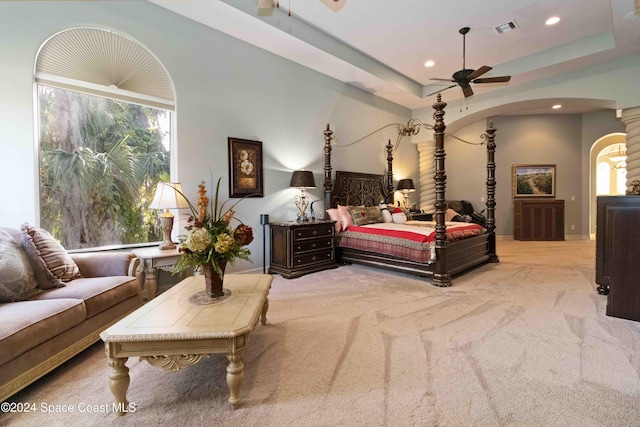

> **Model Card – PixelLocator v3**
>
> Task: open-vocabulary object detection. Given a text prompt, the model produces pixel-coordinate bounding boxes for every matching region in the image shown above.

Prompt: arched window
[35,28,175,250]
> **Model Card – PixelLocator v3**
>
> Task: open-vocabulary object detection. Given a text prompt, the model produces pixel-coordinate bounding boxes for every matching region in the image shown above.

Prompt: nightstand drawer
[294,249,334,266]
[294,237,333,253]
[293,225,334,240]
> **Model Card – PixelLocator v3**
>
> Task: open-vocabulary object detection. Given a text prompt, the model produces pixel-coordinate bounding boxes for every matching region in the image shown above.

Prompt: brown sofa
[0,227,142,402]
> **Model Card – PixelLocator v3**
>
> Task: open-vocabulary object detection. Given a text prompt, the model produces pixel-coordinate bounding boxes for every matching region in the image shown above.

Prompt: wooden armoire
[595,195,640,322]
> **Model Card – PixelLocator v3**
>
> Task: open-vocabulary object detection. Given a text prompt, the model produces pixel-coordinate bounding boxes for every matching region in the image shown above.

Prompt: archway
[589,133,627,238]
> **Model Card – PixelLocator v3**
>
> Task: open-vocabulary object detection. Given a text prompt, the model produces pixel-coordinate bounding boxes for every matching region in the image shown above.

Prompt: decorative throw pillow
[445,208,464,222]
[391,207,407,224]
[380,203,393,223]
[326,208,343,233]
[348,206,383,226]
[20,223,81,289]
[0,228,40,302]
[337,205,355,230]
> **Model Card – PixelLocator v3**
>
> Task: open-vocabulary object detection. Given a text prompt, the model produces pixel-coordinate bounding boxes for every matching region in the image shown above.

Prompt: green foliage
[38,85,170,249]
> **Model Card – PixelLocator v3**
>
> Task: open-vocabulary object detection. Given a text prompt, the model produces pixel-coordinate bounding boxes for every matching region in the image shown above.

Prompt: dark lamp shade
[396,178,415,192]
[289,170,316,189]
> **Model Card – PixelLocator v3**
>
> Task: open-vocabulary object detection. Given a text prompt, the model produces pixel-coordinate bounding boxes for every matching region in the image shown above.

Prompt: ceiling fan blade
[462,85,474,98]
[466,65,492,80]
[426,83,458,97]
[430,78,456,82]
[473,76,511,83]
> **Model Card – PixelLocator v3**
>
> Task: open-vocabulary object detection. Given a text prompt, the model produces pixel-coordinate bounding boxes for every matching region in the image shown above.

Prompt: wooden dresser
[595,195,640,322]
[268,220,338,279]
[513,199,565,241]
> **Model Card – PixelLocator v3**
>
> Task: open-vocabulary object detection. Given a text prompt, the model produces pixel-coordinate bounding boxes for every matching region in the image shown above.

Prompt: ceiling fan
[257,0,345,16]
[428,27,511,98]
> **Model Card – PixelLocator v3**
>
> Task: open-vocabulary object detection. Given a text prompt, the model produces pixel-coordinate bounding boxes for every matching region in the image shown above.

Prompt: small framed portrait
[228,138,263,198]
[512,164,556,198]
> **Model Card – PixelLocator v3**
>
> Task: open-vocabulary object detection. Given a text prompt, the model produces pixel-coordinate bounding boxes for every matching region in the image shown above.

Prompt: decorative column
[621,107,640,191]
[416,140,436,213]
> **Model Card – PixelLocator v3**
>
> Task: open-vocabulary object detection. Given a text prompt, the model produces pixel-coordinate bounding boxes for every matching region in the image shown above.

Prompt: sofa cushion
[20,223,81,289]
[0,299,86,366]
[0,229,40,302]
[31,276,139,319]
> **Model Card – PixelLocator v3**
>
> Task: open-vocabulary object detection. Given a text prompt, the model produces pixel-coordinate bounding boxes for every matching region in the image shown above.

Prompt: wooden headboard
[330,171,391,208]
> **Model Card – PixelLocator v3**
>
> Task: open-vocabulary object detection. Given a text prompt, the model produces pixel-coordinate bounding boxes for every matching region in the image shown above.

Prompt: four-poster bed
[322,94,499,287]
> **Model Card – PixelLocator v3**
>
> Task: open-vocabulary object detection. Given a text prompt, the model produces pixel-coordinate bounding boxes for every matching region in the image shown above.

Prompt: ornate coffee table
[100,273,272,414]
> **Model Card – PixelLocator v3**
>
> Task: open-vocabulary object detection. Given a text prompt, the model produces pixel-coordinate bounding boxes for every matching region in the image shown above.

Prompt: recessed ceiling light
[546,16,560,26]
[552,104,562,109]
[424,60,435,68]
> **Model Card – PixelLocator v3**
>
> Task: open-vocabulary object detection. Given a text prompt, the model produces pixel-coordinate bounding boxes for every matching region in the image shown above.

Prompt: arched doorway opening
[589,133,627,238]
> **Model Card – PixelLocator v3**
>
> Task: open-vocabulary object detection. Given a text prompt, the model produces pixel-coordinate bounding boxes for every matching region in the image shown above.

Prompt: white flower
[186,227,211,252]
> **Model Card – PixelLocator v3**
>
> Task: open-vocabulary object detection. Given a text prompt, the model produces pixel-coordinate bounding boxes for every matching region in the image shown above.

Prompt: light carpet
[2,239,640,426]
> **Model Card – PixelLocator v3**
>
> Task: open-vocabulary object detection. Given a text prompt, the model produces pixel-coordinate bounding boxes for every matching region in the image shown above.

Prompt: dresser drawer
[293,225,334,240]
[294,237,333,253]
[294,249,334,266]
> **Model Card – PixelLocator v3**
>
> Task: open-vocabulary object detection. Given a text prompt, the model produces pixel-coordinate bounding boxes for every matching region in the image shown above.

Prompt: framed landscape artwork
[228,138,263,198]
[512,164,556,198]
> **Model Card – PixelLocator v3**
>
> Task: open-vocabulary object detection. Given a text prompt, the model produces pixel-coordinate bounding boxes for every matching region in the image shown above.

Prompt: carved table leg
[145,262,157,301]
[108,357,130,416]
[261,297,269,325]
[135,261,146,300]
[226,351,245,409]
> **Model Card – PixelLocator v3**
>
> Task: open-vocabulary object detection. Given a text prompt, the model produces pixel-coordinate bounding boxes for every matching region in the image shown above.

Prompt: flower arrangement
[172,178,253,276]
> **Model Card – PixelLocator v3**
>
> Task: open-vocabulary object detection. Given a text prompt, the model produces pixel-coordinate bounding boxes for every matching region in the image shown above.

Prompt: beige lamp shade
[149,182,189,212]
[149,182,189,250]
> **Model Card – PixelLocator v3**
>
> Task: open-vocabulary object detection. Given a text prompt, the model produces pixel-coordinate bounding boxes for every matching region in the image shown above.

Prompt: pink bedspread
[336,221,485,263]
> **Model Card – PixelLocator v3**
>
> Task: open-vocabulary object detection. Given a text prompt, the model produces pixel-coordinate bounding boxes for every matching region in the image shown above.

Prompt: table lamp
[289,170,316,222]
[396,178,416,209]
[149,182,189,250]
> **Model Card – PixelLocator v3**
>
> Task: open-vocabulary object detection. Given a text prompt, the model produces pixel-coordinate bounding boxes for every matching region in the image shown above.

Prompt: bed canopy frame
[322,94,499,287]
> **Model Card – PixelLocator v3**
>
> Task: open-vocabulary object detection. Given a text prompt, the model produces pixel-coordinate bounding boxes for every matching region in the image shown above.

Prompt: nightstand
[268,220,338,279]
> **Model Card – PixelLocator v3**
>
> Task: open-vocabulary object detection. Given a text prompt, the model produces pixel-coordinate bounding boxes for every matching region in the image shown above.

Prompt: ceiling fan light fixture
[424,60,435,68]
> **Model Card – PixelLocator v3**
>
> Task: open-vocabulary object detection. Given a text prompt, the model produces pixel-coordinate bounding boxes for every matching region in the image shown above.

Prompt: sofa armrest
[70,252,135,277]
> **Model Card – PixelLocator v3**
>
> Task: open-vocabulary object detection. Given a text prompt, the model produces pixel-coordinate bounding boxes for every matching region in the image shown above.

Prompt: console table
[131,247,181,300]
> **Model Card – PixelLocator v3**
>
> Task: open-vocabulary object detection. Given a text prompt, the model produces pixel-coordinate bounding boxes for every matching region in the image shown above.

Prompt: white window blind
[35,27,174,110]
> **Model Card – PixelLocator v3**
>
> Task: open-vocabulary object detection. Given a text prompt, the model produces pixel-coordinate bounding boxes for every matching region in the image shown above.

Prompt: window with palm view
[37,85,171,250]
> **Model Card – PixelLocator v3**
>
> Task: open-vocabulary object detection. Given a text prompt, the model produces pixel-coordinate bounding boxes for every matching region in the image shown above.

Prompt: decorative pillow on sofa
[0,228,40,302]
[326,208,343,233]
[348,206,383,226]
[20,223,81,289]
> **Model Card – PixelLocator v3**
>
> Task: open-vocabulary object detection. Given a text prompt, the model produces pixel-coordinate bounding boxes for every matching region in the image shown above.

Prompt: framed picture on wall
[512,164,556,198]
[228,137,263,198]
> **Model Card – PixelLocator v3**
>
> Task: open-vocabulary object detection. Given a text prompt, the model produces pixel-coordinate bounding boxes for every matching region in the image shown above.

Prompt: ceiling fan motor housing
[452,69,475,85]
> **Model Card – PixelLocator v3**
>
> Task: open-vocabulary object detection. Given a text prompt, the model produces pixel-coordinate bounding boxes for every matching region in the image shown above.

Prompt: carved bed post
[485,121,500,263]
[385,140,394,204]
[432,94,451,287]
[323,124,334,219]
